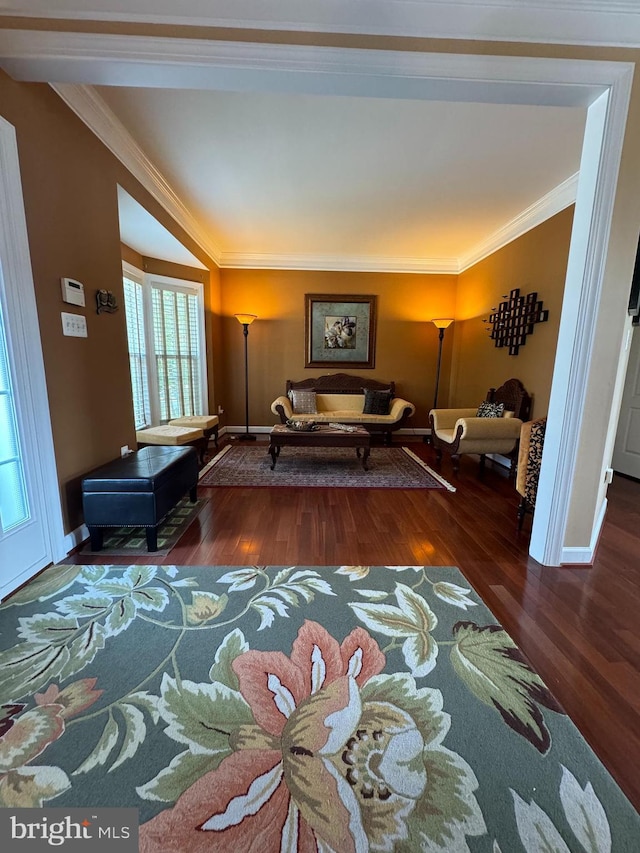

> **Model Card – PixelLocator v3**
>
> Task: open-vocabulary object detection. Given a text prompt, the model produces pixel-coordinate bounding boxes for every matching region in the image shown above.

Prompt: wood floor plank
[62,437,640,810]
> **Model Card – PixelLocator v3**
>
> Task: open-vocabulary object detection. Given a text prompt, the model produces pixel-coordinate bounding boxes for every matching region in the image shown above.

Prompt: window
[122,263,207,430]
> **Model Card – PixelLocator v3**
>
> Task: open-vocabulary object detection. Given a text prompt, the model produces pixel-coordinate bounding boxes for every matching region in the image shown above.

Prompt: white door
[612,324,640,478]
[0,117,64,599]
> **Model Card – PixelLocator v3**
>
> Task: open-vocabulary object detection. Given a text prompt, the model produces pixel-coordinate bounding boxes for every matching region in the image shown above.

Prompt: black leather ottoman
[81,445,198,552]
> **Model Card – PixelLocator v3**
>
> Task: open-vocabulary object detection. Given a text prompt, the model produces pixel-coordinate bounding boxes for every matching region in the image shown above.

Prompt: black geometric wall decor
[484,288,549,355]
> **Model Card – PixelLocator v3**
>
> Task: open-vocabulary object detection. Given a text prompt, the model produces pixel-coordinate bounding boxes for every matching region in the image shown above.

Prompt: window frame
[122,262,208,428]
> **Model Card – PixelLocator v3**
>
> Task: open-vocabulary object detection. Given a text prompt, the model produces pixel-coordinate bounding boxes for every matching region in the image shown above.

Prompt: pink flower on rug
[140,619,486,852]
[140,621,385,852]
[0,680,102,807]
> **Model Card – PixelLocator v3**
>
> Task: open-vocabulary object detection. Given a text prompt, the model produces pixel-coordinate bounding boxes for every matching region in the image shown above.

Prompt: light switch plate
[61,312,88,337]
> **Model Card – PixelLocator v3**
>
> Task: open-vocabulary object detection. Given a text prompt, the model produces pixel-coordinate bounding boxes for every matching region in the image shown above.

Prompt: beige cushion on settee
[271,393,414,426]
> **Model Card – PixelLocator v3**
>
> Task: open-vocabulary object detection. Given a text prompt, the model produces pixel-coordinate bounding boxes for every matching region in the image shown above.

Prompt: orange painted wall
[219,269,457,429]
[452,207,574,417]
[218,207,572,430]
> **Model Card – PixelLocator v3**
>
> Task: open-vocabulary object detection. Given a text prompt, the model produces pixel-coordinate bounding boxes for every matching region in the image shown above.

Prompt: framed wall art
[304,294,377,368]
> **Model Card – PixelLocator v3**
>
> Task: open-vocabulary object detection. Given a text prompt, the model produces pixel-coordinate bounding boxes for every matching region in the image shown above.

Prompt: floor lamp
[234,313,257,441]
[424,318,454,444]
[431,319,454,411]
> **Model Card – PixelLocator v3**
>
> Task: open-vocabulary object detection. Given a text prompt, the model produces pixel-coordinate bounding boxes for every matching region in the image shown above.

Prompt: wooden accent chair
[516,417,547,530]
[429,378,531,474]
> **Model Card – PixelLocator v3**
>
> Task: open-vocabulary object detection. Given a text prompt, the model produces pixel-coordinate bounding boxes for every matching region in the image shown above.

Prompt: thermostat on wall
[61,277,85,307]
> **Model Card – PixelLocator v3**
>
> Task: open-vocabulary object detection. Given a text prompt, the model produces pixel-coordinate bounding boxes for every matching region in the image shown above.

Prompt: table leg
[269,444,279,470]
[362,447,370,470]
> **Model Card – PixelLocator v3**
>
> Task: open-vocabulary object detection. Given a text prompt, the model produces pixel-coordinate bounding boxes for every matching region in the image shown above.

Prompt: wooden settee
[270,372,415,445]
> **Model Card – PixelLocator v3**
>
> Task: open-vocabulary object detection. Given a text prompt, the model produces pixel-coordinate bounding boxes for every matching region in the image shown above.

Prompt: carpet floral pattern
[199,445,455,490]
[0,564,637,851]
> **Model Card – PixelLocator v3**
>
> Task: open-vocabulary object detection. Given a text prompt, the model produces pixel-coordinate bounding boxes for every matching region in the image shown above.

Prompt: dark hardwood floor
[65,437,640,812]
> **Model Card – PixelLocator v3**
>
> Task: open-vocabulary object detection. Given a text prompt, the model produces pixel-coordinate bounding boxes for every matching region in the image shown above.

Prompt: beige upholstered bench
[169,415,219,451]
[136,424,208,466]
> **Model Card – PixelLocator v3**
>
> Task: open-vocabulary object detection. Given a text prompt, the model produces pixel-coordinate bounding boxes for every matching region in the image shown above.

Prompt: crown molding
[218,252,460,274]
[459,172,579,272]
[2,1,640,48]
[50,83,222,266]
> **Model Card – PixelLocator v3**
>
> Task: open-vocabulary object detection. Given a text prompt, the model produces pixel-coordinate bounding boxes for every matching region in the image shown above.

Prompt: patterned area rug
[81,497,207,556]
[0,564,637,851]
[199,445,455,490]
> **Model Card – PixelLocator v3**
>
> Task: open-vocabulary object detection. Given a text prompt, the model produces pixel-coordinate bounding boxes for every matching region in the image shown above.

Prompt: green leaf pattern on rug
[349,583,439,678]
[0,563,636,851]
[450,621,563,753]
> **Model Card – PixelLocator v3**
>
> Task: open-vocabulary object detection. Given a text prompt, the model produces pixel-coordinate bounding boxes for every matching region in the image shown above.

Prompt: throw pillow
[289,389,317,414]
[476,401,505,418]
[363,388,392,415]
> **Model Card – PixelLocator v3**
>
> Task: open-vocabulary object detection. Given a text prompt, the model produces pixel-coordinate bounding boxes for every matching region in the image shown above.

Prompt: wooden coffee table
[269,423,371,470]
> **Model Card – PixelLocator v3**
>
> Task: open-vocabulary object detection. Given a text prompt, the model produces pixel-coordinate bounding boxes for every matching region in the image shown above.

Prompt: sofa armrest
[389,397,416,421]
[456,416,523,440]
[430,408,477,430]
[271,395,293,423]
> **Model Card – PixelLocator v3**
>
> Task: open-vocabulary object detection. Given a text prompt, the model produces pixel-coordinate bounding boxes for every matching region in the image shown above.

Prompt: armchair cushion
[476,401,505,418]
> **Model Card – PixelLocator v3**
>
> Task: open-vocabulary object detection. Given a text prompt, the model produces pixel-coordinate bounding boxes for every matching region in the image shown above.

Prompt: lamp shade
[234,313,257,325]
[431,318,454,329]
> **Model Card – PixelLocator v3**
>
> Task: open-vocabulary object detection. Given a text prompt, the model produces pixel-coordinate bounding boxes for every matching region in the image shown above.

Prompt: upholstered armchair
[516,417,547,530]
[429,378,531,474]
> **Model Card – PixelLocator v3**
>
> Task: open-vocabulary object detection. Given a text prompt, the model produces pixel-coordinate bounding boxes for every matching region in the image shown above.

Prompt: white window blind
[123,273,151,430]
[122,265,206,428]
[152,285,203,421]
[0,298,29,532]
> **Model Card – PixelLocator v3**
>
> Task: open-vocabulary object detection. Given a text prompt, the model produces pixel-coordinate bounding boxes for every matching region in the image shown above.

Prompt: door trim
[0,116,65,589]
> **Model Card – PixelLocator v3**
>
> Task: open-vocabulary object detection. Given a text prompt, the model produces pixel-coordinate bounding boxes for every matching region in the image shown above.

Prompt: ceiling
[2,1,633,272]
[103,87,584,271]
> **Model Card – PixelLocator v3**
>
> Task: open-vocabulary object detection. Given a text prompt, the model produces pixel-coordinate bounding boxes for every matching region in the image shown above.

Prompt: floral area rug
[81,497,207,556]
[0,564,637,851]
[199,445,455,490]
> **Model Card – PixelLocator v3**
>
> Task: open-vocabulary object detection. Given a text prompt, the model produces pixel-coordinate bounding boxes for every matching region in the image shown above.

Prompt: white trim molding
[459,173,579,272]
[2,1,640,48]
[531,64,634,566]
[219,252,460,274]
[0,31,617,108]
[560,496,608,565]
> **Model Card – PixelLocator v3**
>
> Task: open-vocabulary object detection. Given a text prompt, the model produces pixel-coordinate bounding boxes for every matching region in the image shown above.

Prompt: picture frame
[304,293,377,368]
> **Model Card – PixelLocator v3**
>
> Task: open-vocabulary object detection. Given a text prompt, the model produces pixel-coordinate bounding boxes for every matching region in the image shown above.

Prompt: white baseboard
[560,497,607,566]
[63,523,88,557]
